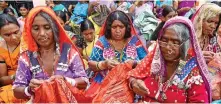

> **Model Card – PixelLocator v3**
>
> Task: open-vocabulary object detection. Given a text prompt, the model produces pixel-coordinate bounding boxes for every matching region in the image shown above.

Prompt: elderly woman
[87,10,147,102]
[12,7,88,102]
[128,17,211,103]
[191,3,221,101]
[191,3,221,63]
[0,14,22,103]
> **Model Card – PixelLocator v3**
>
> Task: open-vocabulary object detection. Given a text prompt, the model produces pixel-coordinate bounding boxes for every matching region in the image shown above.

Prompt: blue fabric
[53,4,67,12]
[177,57,197,80]
[155,0,173,7]
[212,100,221,103]
[90,35,147,83]
[70,2,88,24]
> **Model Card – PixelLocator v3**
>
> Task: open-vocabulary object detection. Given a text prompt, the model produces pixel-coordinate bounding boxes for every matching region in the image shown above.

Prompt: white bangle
[24,87,32,97]
[65,77,76,86]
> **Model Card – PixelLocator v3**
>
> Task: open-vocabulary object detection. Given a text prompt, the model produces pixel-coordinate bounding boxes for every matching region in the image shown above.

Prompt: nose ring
[167,49,173,55]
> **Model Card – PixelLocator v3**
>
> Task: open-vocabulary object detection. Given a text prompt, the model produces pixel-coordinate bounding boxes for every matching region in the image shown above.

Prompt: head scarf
[20,6,79,53]
[20,6,84,67]
[191,3,221,50]
[128,16,212,102]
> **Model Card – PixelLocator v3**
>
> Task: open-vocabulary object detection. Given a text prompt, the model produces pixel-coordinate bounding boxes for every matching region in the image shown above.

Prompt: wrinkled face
[159,29,181,61]
[19,7,29,16]
[0,23,21,45]
[31,14,55,48]
[202,15,219,38]
[111,20,126,41]
[57,16,64,27]
[164,11,177,21]
[82,28,95,42]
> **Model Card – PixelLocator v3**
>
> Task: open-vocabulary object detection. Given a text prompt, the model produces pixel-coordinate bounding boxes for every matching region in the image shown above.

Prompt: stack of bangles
[96,61,102,71]
[65,77,76,86]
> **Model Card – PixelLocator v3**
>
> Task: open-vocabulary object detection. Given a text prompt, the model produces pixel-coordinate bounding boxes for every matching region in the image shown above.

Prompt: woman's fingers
[137,80,150,94]
[203,51,215,57]
[132,83,148,96]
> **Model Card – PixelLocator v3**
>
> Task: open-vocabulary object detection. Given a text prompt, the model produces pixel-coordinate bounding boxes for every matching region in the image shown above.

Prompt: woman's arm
[0,56,14,86]
[88,60,106,72]
[69,52,89,89]
[13,56,33,99]
[13,86,29,99]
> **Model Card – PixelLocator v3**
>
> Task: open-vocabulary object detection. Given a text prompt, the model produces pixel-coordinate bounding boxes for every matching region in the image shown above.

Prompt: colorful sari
[0,44,23,103]
[12,6,88,103]
[83,35,98,70]
[191,3,221,52]
[208,53,221,100]
[128,16,211,103]
[86,10,147,102]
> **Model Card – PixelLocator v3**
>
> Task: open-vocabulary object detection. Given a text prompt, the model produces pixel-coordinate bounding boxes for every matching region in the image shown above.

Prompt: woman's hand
[47,75,65,82]
[130,77,150,96]
[203,51,215,63]
[29,79,44,92]
[105,59,120,69]
[125,59,137,68]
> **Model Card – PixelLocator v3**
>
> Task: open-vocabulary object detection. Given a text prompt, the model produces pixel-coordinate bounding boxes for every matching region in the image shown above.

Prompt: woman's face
[82,28,95,42]
[31,14,55,48]
[111,20,126,41]
[19,7,29,16]
[159,29,181,62]
[164,11,177,21]
[0,1,7,9]
[202,15,219,38]
[0,23,21,45]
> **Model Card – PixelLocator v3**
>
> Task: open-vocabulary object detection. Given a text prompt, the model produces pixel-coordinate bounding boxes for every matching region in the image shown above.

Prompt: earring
[56,43,60,55]
[33,51,38,58]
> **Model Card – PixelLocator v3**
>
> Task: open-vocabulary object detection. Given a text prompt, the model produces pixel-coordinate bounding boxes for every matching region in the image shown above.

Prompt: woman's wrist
[129,77,136,90]
[65,77,76,86]
[96,61,107,71]
[10,75,15,81]
[132,60,137,68]
[96,62,101,71]
[24,86,32,97]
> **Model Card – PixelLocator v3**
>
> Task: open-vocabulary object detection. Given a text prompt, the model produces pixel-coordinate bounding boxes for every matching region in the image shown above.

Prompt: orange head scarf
[20,6,84,68]
[20,6,78,53]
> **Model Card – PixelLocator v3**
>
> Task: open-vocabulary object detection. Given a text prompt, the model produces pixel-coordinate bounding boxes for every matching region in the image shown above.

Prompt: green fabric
[134,10,158,41]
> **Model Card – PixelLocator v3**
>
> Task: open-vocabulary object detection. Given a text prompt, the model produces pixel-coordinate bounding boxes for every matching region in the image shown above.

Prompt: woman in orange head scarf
[13,6,88,102]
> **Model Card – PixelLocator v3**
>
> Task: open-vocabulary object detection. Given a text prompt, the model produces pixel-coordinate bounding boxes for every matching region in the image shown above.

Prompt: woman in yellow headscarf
[80,19,98,71]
